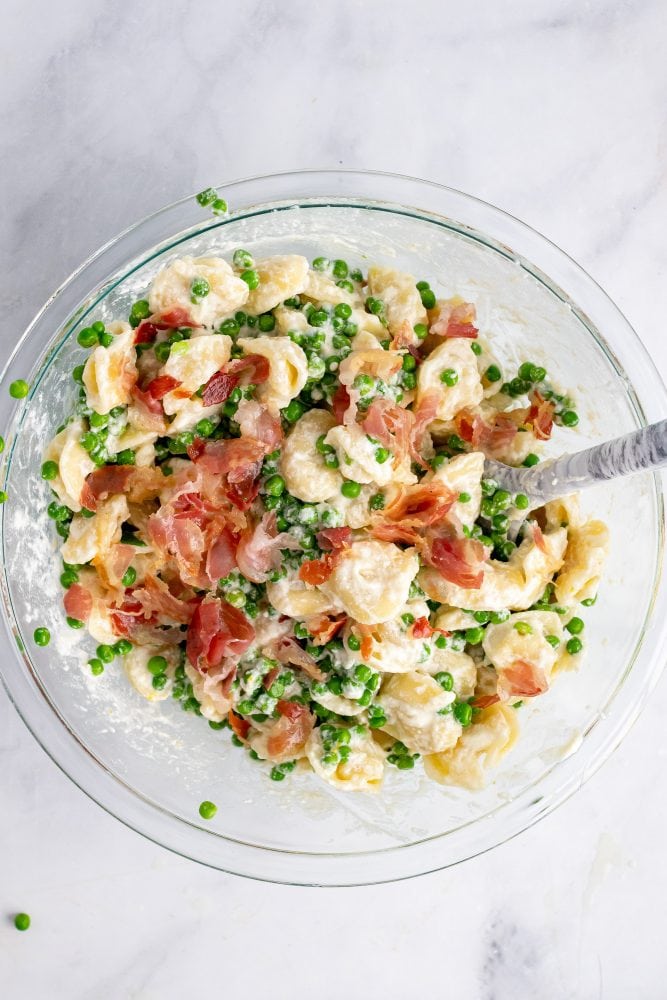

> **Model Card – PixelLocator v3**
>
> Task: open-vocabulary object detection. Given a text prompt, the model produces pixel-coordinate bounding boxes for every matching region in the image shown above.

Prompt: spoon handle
[485,418,667,505]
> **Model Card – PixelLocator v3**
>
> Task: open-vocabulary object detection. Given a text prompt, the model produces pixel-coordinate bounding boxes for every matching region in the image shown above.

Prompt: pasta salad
[42,249,609,793]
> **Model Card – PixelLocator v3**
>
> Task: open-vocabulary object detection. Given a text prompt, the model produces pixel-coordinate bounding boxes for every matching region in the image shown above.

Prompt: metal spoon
[484,419,667,509]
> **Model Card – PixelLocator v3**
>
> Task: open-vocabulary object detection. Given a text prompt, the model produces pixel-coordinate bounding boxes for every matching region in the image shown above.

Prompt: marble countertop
[2,1,666,996]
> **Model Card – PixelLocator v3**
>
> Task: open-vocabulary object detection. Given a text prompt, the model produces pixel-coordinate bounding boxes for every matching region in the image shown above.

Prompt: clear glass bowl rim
[1,168,666,887]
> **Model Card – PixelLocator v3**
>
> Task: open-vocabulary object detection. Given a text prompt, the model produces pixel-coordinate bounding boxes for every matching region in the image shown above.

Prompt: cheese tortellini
[424,704,519,790]
[245,255,309,314]
[60,495,129,566]
[417,338,483,421]
[124,645,179,702]
[306,725,385,791]
[554,520,610,605]
[43,418,95,512]
[280,409,342,502]
[324,423,416,487]
[161,335,232,413]
[366,265,427,334]
[83,322,137,414]
[148,256,249,326]
[319,539,419,624]
[432,451,484,528]
[377,671,461,755]
[237,335,308,415]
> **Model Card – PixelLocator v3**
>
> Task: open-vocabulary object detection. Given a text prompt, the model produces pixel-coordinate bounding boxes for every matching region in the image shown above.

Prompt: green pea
[545,635,560,648]
[561,410,579,427]
[211,198,227,215]
[147,655,168,676]
[401,372,417,390]
[199,800,217,820]
[465,627,485,645]
[89,658,104,675]
[41,460,59,481]
[190,277,210,302]
[66,615,83,629]
[375,447,391,464]
[419,287,436,309]
[241,269,260,290]
[365,296,385,316]
[331,259,348,279]
[523,453,539,468]
[233,248,254,270]
[435,671,454,691]
[60,569,78,588]
[341,481,361,499]
[453,701,473,726]
[96,644,115,663]
[195,418,215,438]
[154,341,171,363]
[413,323,428,340]
[115,449,136,466]
[0,436,4,454]
[485,364,502,383]
[312,256,329,271]
[258,313,276,332]
[440,368,459,386]
[77,327,98,348]
[566,617,584,635]
[14,913,30,931]
[566,637,583,655]
[98,331,114,348]
[73,364,85,384]
[347,634,361,652]
[353,663,372,683]
[129,300,150,328]
[9,379,29,399]
[196,188,217,207]
[114,639,132,656]
[283,400,304,423]
[515,493,529,510]
[492,513,509,532]
[33,627,50,646]
[152,674,168,691]
[369,492,385,511]
[470,341,482,356]
[333,302,352,320]
[493,490,512,510]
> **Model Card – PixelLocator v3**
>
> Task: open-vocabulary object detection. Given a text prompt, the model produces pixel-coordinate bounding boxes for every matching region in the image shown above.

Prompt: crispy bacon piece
[228,709,251,741]
[411,617,434,639]
[272,636,325,681]
[298,552,339,585]
[186,596,255,671]
[235,512,300,584]
[205,527,238,583]
[226,354,271,384]
[146,374,181,400]
[428,536,488,590]
[528,390,555,441]
[429,301,478,339]
[305,613,347,646]
[202,370,240,406]
[316,526,352,551]
[63,583,92,622]
[132,574,195,625]
[370,521,423,547]
[498,659,549,701]
[456,408,519,454]
[382,481,456,528]
[266,700,314,762]
[80,465,134,512]
[134,306,195,345]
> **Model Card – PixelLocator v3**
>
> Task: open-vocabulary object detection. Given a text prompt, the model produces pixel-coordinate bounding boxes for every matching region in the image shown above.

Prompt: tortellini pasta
[60,495,129,565]
[424,704,519,790]
[42,417,95,512]
[266,571,340,619]
[376,671,461,755]
[419,528,568,611]
[245,255,309,315]
[237,335,308,415]
[424,645,477,700]
[148,256,249,327]
[167,398,223,434]
[362,600,432,674]
[319,539,419,624]
[417,338,483,422]
[306,725,385,791]
[185,663,232,721]
[303,271,358,306]
[554,520,609,605]
[482,610,564,684]
[280,409,342,502]
[324,423,416,488]
[161,334,232,412]
[366,265,427,334]
[432,450,484,528]
[82,322,137,415]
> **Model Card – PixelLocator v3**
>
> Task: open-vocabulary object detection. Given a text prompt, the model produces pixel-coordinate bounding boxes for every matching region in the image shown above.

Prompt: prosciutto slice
[265,701,315,762]
[427,536,489,590]
[63,583,92,622]
[235,511,300,584]
[186,596,255,671]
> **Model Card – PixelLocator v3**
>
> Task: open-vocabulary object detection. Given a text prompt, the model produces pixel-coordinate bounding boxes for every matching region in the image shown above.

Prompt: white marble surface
[2,1,667,996]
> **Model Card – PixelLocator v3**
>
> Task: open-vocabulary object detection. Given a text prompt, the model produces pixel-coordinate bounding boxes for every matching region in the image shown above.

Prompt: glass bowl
[1,170,665,887]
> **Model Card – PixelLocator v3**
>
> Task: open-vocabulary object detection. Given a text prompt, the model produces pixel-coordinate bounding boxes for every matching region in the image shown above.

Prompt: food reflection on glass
[42,249,609,792]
